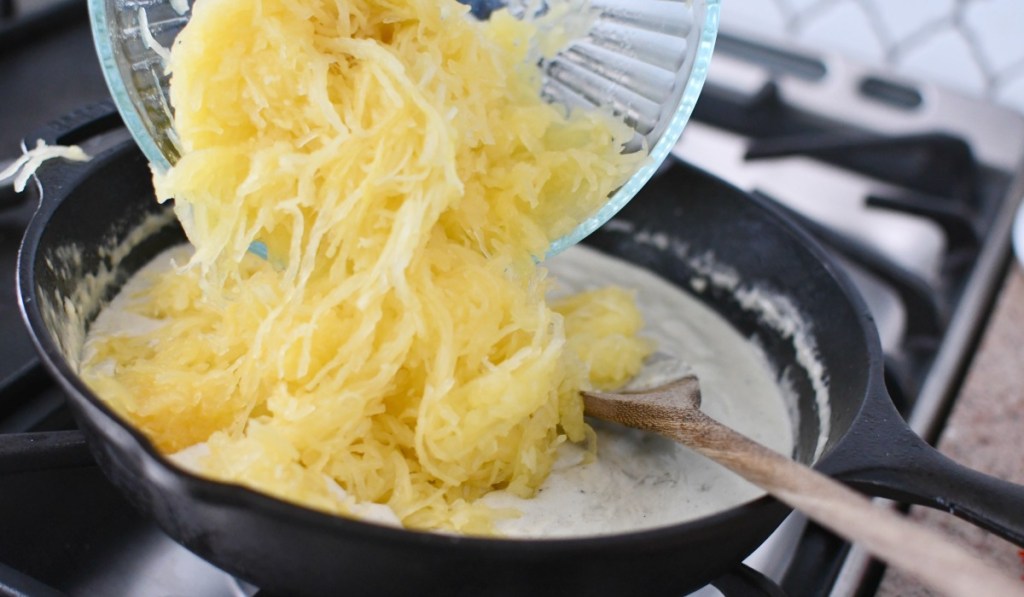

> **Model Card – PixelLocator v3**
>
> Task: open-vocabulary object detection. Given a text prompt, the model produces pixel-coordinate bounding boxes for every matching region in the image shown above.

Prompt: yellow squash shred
[83,0,652,533]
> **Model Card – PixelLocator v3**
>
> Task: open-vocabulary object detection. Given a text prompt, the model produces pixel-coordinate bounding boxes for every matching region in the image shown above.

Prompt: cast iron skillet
[15,106,1024,596]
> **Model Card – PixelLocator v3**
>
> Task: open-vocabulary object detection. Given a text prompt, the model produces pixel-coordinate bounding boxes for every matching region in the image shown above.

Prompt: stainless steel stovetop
[675,31,1024,596]
[2,5,1024,595]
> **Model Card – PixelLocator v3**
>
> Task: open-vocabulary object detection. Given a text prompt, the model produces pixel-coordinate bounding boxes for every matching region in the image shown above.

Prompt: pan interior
[582,163,873,469]
[26,147,847,541]
[479,244,798,536]
[78,238,797,538]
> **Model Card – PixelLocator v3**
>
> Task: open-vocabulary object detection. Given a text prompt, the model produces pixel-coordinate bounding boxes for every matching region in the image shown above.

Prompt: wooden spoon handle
[673,412,1023,597]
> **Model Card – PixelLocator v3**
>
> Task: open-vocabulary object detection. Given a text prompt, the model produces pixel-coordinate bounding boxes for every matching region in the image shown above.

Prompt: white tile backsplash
[721,0,1024,114]
[963,0,1024,72]
[795,2,886,64]
[785,0,824,13]
[862,0,954,44]
[997,72,1024,109]
[899,27,988,94]
[733,0,789,30]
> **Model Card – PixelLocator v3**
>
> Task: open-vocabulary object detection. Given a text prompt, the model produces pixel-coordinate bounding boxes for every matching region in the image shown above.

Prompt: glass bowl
[89,0,720,254]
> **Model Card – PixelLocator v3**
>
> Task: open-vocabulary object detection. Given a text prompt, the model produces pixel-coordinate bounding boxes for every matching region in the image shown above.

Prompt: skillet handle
[27,101,122,148]
[14,102,123,198]
[824,385,1024,547]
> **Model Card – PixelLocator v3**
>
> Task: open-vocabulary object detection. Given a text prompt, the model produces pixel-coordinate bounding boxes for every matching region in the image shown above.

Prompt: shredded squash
[83,0,652,533]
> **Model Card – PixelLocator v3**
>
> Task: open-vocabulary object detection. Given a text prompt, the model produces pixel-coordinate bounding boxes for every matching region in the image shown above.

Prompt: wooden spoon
[583,376,1022,597]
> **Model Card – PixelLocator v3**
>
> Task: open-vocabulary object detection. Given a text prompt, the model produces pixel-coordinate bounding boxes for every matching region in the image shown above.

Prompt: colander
[88,0,720,254]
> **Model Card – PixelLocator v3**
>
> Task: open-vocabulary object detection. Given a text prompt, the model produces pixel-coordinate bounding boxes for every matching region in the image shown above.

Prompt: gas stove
[675,32,1024,596]
[2,3,1023,596]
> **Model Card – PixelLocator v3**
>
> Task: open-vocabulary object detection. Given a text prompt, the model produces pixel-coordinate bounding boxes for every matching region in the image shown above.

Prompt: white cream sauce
[83,243,795,539]
[478,245,795,537]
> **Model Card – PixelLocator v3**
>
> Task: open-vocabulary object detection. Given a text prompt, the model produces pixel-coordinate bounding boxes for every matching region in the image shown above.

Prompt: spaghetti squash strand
[84,0,651,534]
